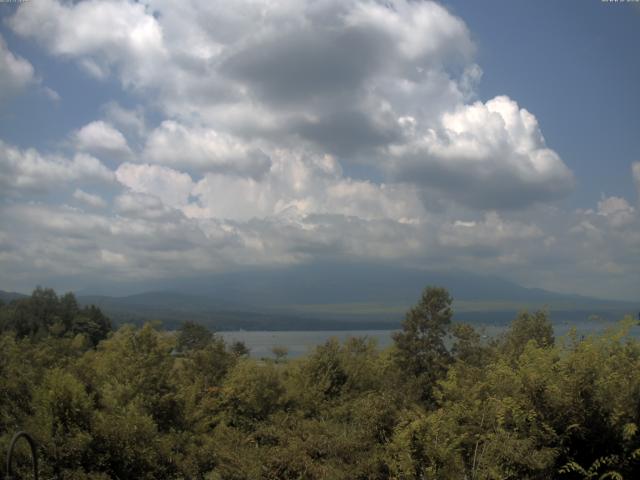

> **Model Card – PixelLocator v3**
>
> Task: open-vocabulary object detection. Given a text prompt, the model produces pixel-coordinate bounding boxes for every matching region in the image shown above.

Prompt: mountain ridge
[3,263,636,330]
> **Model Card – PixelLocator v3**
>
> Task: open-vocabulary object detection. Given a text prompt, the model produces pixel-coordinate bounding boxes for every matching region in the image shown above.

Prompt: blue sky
[0,0,639,300]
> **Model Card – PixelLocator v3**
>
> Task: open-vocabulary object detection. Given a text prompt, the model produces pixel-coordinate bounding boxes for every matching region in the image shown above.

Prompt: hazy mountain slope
[148,262,632,308]
[0,290,28,303]
[4,263,636,331]
[69,263,637,330]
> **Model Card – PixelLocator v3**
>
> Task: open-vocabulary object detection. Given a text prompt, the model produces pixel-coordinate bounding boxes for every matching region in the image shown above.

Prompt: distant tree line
[0,286,639,479]
[0,287,111,345]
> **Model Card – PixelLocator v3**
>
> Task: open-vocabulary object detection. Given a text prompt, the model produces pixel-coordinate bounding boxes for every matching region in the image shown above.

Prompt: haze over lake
[221,319,639,358]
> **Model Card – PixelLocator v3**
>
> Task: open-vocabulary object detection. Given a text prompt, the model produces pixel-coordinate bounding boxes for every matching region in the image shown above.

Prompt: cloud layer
[0,0,638,299]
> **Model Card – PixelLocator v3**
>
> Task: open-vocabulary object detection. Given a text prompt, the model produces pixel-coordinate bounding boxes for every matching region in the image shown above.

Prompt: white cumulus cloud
[0,140,113,197]
[439,212,543,249]
[190,151,425,222]
[73,188,107,209]
[9,0,166,87]
[597,196,635,228]
[74,120,131,157]
[115,162,194,208]
[0,34,35,101]
[144,121,271,177]
[389,96,575,209]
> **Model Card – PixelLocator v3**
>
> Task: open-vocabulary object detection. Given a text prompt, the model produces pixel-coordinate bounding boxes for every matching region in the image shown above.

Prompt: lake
[220,319,638,358]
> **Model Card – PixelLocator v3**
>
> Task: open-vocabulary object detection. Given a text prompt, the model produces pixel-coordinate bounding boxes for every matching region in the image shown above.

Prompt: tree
[71,305,111,346]
[451,322,491,367]
[304,338,348,400]
[30,369,94,477]
[393,286,453,403]
[272,345,289,363]
[0,288,111,344]
[59,292,79,332]
[500,310,554,359]
[176,321,213,352]
[229,340,250,358]
[221,360,285,428]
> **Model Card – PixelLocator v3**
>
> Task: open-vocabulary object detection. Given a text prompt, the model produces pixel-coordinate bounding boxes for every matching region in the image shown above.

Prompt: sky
[0,0,638,300]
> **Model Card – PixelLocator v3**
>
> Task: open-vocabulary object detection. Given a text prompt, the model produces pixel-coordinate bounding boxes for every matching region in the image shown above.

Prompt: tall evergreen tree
[393,286,453,403]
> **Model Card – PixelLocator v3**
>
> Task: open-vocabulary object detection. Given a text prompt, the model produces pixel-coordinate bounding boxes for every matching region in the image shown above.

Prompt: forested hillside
[1,287,639,479]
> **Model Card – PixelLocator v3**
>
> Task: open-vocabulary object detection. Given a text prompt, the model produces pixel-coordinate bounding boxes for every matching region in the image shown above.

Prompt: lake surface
[220,330,395,358]
[220,320,638,358]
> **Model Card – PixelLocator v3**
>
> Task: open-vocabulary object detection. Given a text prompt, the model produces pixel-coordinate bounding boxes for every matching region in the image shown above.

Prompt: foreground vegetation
[1,287,639,479]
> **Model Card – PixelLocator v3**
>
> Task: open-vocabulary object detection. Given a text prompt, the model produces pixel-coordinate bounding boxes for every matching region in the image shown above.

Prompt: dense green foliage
[1,287,639,479]
[0,287,111,346]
